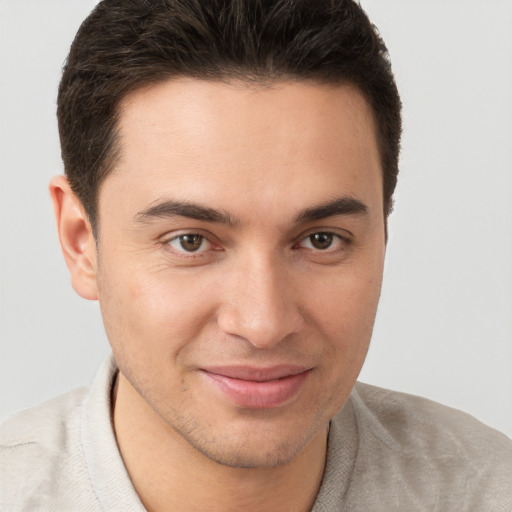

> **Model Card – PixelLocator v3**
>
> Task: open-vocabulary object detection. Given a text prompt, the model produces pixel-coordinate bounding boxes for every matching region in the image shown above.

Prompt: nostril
[216,260,304,348]
[217,299,304,349]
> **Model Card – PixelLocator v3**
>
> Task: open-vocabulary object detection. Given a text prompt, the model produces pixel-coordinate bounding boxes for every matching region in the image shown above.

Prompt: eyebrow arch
[135,196,368,227]
[294,197,368,223]
[134,200,239,225]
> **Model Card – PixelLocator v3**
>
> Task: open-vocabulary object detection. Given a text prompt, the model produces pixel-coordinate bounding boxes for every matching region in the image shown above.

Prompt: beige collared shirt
[2,355,511,511]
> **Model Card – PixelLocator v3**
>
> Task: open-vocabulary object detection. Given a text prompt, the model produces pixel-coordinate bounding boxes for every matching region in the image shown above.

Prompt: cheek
[96,261,219,363]
[315,276,381,399]
[304,265,383,394]
[308,269,382,340]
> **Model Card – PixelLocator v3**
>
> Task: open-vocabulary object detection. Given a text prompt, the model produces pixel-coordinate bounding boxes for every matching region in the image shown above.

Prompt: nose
[217,255,305,349]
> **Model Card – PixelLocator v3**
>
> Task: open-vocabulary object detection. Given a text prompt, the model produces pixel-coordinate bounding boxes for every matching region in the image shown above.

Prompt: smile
[199,366,312,409]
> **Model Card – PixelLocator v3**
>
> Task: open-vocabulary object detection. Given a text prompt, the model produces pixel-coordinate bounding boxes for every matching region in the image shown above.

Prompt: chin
[171,413,321,469]
[191,435,306,469]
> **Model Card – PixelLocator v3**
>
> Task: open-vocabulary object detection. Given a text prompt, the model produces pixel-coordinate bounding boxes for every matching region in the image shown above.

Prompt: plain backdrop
[1,0,511,438]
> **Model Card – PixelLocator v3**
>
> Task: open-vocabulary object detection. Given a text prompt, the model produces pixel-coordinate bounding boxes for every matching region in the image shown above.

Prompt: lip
[199,365,312,409]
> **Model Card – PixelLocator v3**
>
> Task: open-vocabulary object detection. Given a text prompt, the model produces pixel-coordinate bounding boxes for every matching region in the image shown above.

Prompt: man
[1,0,511,510]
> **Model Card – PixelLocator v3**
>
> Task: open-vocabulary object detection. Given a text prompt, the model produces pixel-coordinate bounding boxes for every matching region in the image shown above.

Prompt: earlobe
[49,175,99,300]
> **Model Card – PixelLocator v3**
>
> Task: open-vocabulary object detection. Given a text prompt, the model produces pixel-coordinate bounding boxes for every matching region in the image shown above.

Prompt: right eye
[167,234,212,253]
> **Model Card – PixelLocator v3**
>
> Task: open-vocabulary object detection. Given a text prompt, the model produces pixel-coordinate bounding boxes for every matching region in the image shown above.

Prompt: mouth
[199,365,312,409]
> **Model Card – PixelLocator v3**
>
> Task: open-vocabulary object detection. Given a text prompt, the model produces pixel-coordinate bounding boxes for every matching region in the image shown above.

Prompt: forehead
[101,78,382,223]
[117,78,378,157]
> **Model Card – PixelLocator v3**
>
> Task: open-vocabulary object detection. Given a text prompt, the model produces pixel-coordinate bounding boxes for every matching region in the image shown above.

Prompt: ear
[49,175,99,300]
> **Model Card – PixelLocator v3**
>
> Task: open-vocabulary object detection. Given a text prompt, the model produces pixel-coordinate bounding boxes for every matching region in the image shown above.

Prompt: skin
[50,79,386,512]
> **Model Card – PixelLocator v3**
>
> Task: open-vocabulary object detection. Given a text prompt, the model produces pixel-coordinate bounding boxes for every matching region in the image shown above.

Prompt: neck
[112,372,327,512]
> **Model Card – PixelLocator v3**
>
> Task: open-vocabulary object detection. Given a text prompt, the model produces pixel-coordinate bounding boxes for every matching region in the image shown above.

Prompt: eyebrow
[134,196,368,226]
[294,197,368,223]
[135,200,239,225]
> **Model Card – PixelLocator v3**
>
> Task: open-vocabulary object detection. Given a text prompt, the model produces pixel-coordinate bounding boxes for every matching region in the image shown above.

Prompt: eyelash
[294,232,347,252]
[163,230,350,258]
[165,232,220,257]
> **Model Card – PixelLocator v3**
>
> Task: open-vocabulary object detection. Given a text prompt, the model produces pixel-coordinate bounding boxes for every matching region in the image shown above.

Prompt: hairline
[89,74,386,241]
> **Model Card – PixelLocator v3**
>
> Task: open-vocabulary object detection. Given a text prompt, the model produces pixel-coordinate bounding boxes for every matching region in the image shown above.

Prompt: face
[94,79,385,468]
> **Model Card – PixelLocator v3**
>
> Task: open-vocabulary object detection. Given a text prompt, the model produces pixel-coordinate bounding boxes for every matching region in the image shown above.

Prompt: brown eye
[180,234,203,251]
[169,234,209,253]
[297,232,345,251]
[308,232,334,250]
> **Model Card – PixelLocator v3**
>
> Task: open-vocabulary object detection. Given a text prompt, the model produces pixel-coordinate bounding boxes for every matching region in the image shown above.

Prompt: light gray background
[1,0,511,437]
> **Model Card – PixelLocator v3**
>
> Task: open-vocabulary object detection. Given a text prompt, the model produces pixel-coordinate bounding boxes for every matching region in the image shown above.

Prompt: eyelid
[168,234,211,253]
[298,232,344,251]
[161,228,215,243]
[159,227,352,260]
[161,229,222,257]
[295,227,353,244]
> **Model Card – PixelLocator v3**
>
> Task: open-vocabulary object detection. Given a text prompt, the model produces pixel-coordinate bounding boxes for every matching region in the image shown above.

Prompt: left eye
[298,232,343,250]
[168,234,212,253]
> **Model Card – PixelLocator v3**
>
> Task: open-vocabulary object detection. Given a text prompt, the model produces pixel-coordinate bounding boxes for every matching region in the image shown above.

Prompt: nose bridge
[217,250,303,348]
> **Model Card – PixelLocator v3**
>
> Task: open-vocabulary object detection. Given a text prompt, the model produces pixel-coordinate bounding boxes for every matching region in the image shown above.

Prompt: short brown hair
[58,0,401,233]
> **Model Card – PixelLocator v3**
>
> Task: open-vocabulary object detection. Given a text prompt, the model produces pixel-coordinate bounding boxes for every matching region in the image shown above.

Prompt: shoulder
[0,387,100,510]
[352,382,512,455]
[345,382,512,510]
[0,386,88,448]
